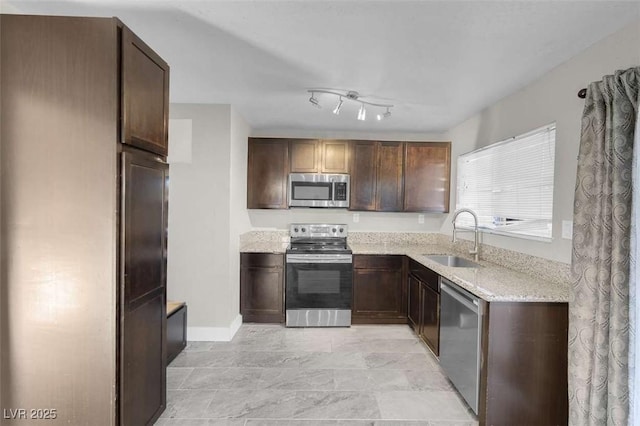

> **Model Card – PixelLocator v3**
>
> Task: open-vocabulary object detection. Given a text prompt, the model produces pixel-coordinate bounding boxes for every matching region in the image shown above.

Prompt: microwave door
[290,181,333,207]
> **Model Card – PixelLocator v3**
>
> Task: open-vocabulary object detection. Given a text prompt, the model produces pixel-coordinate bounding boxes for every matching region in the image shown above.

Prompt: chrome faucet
[452,208,480,262]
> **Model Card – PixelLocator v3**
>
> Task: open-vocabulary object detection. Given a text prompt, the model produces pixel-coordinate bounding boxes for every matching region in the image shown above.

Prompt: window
[456,123,556,240]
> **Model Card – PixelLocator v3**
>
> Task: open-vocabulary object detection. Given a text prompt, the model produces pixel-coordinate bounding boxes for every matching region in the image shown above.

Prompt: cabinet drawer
[241,253,284,268]
[353,255,403,270]
[409,259,439,291]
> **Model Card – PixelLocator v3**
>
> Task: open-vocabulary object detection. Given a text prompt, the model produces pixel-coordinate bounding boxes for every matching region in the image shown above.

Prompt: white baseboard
[187,314,243,342]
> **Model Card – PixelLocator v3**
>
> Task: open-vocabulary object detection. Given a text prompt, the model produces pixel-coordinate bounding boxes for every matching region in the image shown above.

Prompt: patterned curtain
[570,66,639,426]
[630,95,640,426]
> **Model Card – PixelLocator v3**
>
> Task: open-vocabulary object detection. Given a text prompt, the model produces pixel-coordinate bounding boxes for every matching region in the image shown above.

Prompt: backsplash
[239,230,571,286]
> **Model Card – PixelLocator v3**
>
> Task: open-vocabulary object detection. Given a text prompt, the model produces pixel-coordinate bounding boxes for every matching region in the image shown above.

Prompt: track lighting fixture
[308,92,321,108]
[332,97,343,115]
[307,89,393,122]
[376,107,392,121]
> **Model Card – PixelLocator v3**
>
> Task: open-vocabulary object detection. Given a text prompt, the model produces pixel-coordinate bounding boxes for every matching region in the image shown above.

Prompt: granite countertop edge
[239,241,570,303]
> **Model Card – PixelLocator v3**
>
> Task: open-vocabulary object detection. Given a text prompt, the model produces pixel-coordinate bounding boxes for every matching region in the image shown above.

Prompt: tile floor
[157,324,478,426]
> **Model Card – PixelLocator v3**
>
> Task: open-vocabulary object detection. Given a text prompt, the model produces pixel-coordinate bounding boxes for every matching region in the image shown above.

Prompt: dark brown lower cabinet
[352,255,407,323]
[418,282,439,355]
[240,253,285,323]
[407,260,440,355]
[480,302,568,426]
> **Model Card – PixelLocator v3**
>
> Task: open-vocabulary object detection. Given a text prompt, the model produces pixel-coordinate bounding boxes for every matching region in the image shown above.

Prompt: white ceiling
[3,1,640,133]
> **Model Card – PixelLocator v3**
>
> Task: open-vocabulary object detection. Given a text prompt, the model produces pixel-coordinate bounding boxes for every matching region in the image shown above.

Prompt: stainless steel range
[285,223,352,327]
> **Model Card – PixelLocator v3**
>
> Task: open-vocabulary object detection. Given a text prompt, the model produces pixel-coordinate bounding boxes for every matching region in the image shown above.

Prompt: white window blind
[456,123,556,240]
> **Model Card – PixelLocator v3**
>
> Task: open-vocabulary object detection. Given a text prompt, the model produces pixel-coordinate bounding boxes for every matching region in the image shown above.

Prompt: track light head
[309,92,321,108]
[357,104,366,121]
[377,107,392,120]
[333,98,343,115]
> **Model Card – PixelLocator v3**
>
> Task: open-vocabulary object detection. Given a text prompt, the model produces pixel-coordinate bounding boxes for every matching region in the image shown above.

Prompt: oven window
[293,183,332,200]
[286,262,352,310]
[298,270,340,294]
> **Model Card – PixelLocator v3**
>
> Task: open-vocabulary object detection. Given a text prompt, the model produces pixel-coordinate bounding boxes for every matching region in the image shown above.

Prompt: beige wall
[168,104,251,338]
[444,20,640,264]
[167,104,234,336]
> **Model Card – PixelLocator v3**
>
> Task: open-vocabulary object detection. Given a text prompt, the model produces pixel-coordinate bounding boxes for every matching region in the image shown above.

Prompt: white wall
[167,104,236,338]
[249,129,450,232]
[444,20,640,264]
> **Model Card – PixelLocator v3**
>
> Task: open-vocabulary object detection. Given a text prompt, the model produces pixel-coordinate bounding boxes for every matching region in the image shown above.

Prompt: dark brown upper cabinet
[290,139,321,172]
[350,141,404,211]
[377,142,404,211]
[247,138,289,209]
[350,141,378,210]
[321,140,350,173]
[290,139,350,174]
[404,142,451,212]
[121,25,170,156]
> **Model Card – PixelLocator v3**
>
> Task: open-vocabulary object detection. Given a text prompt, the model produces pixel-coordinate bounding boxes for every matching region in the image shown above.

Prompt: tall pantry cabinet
[1,14,170,425]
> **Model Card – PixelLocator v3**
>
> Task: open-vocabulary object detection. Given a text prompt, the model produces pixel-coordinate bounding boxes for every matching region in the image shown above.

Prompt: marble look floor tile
[232,351,304,368]
[375,391,474,421]
[334,369,412,391]
[259,368,335,390]
[297,352,367,369]
[181,368,263,390]
[161,390,217,419]
[155,419,245,425]
[403,370,453,391]
[164,325,475,425]
[169,351,238,368]
[363,353,438,370]
[244,421,374,425]
[167,367,194,389]
[331,339,426,354]
[184,341,216,352]
[292,391,381,419]
[204,389,297,419]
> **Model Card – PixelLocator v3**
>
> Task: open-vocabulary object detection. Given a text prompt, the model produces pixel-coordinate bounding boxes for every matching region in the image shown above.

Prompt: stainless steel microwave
[288,173,350,208]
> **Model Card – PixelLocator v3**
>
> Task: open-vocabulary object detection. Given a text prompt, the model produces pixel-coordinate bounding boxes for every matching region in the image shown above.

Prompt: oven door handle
[286,254,353,264]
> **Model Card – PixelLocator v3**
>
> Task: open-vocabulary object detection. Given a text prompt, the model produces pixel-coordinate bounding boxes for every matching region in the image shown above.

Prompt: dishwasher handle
[440,281,481,314]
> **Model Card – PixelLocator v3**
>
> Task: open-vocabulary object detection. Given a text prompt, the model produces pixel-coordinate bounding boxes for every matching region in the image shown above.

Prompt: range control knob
[332,228,337,233]
[294,227,299,233]
[339,228,344,233]
[301,227,306,233]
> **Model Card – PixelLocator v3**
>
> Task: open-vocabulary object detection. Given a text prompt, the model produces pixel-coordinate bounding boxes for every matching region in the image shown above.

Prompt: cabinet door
[376,142,404,211]
[240,254,284,323]
[247,139,289,209]
[404,142,451,212]
[419,283,440,355]
[120,149,168,425]
[322,140,350,173]
[352,255,407,324]
[350,141,377,211]
[290,139,320,173]
[352,263,405,322]
[408,274,421,330]
[121,26,170,156]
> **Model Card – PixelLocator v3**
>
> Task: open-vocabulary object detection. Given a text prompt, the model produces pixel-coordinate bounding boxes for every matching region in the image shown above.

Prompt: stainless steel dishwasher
[439,278,485,414]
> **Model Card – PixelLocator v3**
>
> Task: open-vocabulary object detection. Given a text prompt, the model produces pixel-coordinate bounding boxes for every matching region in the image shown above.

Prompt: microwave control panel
[334,182,348,201]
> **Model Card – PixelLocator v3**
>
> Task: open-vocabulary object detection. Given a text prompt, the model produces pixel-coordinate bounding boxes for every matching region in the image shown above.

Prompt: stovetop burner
[287,223,351,254]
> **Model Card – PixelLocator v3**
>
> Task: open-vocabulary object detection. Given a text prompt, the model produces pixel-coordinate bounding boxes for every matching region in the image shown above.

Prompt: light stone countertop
[239,236,570,303]
[350,242,569,303]
[239,241,288,254]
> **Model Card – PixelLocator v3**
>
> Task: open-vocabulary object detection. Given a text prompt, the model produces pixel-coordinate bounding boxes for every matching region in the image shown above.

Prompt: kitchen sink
[423,255,480,268]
